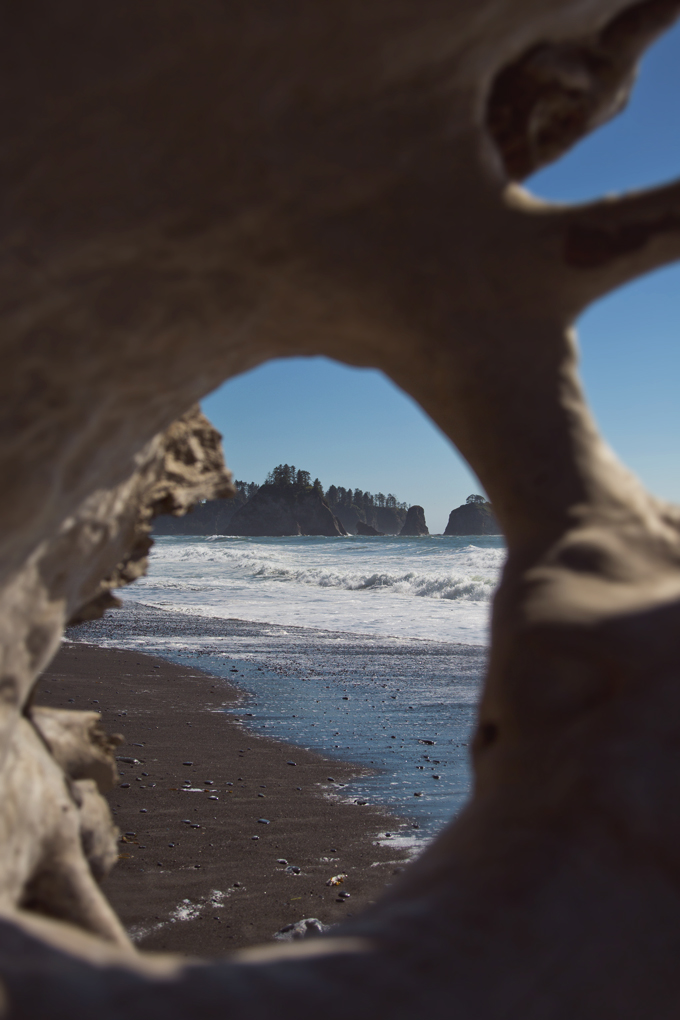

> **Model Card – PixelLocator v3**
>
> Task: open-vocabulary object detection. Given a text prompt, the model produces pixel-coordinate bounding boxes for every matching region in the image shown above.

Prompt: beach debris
[287,760,297,766]
[285,865,301,875]
[274,918,330,941]
[257,818,270,824]
[326,873,347,887]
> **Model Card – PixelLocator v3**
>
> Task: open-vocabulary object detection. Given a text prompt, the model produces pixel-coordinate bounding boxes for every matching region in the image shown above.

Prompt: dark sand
[37,643,412,956]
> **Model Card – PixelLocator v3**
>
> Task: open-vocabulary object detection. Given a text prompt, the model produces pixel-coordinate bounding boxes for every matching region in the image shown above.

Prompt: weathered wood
[0,0,679,1016]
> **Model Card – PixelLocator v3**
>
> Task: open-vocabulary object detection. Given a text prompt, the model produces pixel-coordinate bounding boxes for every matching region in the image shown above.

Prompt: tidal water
[71,535,505,842]
[122,534,505,645]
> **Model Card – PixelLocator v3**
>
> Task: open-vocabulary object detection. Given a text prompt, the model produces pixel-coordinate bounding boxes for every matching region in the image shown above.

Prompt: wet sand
[66,600,484,835]
[37,642,412,956]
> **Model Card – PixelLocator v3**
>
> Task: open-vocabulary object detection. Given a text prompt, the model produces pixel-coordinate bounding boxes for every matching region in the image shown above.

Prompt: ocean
[125,534,504,645]
[73,534,506,844]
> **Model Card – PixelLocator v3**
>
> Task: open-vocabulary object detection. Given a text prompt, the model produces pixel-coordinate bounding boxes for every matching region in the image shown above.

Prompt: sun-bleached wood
[0,0,679,1016]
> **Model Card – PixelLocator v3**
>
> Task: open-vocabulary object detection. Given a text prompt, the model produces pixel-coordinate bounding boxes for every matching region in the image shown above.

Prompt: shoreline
[66,600,485,837]
[37,642,413,955]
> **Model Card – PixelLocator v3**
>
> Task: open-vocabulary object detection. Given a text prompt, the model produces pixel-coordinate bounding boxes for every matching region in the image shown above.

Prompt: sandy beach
[65,599,485,835]
[37,642,413,956]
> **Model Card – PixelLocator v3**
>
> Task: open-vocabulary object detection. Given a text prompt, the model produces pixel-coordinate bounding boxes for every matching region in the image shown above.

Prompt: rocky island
[153,464,411,536]
[356,520,384,536]
[399,505,429,535]
[152,480,259,535]
[227,470,346,537]
[444,494,501,536]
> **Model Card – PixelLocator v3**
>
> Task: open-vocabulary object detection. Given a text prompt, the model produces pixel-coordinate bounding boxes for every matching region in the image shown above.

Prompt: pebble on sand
[326,873,347,887]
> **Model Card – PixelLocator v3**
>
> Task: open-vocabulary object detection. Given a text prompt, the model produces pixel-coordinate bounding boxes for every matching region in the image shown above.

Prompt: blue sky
[204,22,680,534]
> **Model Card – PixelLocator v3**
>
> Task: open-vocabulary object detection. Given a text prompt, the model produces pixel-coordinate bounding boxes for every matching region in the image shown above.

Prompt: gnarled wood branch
[509,176,680,314]
[0,0,679,1017]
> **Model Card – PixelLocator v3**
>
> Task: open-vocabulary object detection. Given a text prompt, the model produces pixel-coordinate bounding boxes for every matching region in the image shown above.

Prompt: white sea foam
[123,534,506,645]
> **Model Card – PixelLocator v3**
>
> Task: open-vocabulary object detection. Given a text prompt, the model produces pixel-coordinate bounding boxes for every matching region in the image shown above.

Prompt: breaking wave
[251,563,497,601]
[132,534,507,644]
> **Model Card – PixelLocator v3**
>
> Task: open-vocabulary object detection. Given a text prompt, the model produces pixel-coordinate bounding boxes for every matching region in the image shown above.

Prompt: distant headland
[152,465,502,537]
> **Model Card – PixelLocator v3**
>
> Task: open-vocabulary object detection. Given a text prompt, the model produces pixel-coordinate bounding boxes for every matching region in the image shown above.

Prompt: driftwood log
[1,0,680,1015]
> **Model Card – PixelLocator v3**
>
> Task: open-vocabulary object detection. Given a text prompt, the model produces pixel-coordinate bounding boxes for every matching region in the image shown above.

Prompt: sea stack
[356,520,384,536]
[444,496,501,536]
[227,483,346,537]
[399,505,429,536]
